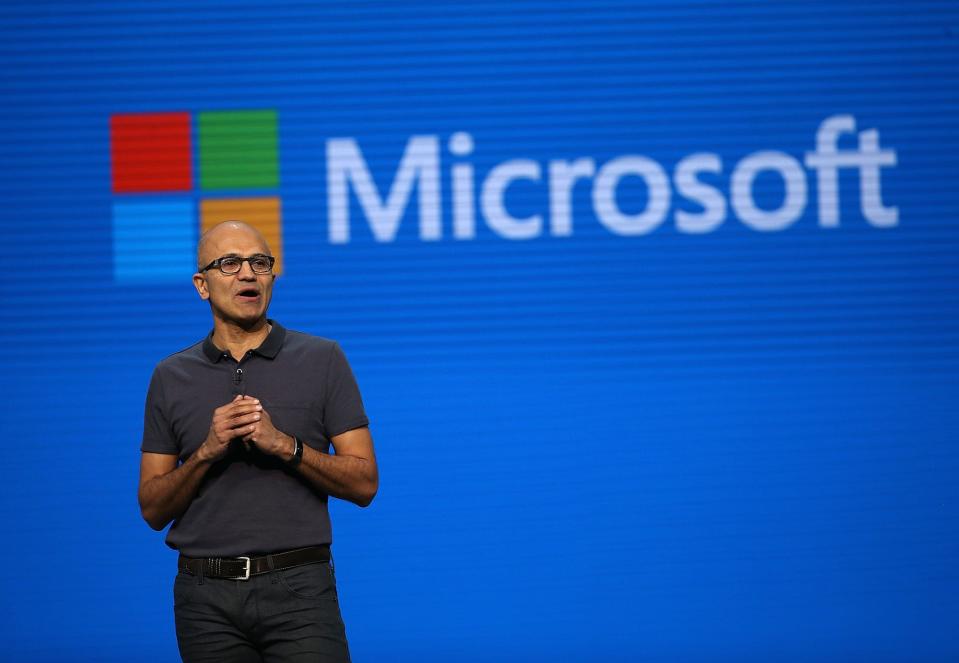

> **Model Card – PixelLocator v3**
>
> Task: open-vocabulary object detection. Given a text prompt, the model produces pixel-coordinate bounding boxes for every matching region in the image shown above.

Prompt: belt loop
[267,553,278,584]
[197,559,206,586]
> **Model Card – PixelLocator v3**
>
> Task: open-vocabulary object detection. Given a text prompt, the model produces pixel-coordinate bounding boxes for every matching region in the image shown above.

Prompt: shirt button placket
[231,358,244,396]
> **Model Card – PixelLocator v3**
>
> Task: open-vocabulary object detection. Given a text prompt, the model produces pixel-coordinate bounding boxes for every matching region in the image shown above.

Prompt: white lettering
[548,158,595,237]
[857,129,898,227]
[480,159,543,240]
[593,156,670,235]
[731,151,807,231]
[325,117,899,243]
[674,153,725,234]
[327,135,440,243]
[449,132,476,239]
[804,114,898,228]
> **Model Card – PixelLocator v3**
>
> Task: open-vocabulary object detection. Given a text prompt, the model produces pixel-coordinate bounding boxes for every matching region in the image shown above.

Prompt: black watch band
[288,436,304,467]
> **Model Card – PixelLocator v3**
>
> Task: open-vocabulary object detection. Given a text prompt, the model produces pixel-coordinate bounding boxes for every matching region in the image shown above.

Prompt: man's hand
[196,395,264,463]
[242,402,295,460]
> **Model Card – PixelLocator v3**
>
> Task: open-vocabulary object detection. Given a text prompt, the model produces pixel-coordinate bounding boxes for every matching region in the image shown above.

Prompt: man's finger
[222,412,261,429]
[223,403,262,417]
[217,400,262,418]
[217,421,260,440]
[221,395,256,409]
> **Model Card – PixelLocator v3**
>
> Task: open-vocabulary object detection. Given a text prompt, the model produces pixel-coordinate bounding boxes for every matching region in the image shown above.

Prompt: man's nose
[237,260,257,279]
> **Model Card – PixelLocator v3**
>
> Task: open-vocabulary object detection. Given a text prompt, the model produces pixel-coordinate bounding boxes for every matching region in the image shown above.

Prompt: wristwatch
[288,436,303,467]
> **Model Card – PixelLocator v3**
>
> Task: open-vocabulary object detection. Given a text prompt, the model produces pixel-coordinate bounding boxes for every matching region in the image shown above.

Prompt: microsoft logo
[110,109,283,281]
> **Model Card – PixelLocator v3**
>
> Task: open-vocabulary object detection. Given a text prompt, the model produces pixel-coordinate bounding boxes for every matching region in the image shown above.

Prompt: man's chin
[237,311,269,328]
[215,308,269,330]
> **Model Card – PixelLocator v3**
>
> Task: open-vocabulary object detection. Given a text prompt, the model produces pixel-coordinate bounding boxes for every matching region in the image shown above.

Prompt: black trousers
[173,561,351,662]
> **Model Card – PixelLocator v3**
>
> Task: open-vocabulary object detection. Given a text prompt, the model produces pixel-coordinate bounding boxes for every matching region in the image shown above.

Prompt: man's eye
[220,258,241,270]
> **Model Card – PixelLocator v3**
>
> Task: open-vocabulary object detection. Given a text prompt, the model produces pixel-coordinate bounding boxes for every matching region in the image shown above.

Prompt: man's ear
[193,272,210,300]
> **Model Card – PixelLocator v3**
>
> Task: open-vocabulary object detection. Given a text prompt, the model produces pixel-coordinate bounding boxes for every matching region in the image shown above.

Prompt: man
[138,220,377,662]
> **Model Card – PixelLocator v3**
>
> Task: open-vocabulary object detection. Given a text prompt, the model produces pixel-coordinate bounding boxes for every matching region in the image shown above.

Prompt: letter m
[327,136,440,243]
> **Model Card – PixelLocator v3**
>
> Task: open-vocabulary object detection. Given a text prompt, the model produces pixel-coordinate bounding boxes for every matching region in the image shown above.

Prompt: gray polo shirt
[141,321,369,557]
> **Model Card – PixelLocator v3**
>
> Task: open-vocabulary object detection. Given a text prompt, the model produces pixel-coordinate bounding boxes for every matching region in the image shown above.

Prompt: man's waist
[178,545,331,581]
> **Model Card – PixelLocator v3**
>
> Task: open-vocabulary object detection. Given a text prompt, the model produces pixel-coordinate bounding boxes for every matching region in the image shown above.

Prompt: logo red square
[111,112,192,193]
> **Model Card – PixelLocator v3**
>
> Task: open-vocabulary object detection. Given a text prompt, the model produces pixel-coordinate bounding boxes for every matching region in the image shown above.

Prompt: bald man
[138,221,377,662]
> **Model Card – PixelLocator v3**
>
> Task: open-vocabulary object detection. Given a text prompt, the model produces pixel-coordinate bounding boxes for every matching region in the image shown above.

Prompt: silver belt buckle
[236,556,251,580]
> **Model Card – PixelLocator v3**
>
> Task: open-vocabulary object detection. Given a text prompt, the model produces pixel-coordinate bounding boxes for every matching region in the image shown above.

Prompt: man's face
[192,226,275,328]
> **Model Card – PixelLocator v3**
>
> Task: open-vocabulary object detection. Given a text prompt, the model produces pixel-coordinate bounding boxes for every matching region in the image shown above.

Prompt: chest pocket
[261,400,323,444]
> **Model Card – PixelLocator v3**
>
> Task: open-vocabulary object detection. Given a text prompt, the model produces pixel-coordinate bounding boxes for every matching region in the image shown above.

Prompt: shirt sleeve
[323,342,370,438]
[140,366,179,454]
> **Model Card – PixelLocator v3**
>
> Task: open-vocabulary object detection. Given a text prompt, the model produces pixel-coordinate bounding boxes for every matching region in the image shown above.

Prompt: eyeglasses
[200,254,275,275]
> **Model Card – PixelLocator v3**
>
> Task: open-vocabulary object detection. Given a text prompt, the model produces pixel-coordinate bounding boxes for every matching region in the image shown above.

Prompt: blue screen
[2,1,958,660]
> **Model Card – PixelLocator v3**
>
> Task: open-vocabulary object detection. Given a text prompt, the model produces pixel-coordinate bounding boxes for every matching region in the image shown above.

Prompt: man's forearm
[293,440,377,507]
[139,453,213,530]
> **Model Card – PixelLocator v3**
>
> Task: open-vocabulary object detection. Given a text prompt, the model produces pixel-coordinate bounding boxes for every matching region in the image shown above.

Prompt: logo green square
[198,110,278,190]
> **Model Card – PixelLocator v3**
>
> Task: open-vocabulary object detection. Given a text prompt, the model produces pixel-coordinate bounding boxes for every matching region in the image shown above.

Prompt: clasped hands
[197,395,294,463]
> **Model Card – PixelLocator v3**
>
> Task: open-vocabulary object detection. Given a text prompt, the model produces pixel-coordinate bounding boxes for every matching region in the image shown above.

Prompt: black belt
[178,545,331,581]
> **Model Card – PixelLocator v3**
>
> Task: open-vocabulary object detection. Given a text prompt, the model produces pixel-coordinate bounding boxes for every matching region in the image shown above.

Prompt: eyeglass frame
[199,253,276,275]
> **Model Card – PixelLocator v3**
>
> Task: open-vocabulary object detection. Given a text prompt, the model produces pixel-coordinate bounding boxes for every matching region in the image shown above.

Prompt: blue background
[2,1,958,660]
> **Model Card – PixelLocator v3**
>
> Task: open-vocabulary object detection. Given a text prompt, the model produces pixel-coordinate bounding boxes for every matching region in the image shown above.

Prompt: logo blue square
[113,200,195,282]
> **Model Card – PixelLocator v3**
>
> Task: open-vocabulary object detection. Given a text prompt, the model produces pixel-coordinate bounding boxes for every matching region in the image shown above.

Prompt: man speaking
[138,220,377,662]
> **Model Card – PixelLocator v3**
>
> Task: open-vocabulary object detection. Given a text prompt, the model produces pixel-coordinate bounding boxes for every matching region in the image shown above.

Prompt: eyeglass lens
[219,256,273,274]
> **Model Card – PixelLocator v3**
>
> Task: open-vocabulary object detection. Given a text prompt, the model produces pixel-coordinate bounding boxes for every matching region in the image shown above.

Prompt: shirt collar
[202,320,286,363]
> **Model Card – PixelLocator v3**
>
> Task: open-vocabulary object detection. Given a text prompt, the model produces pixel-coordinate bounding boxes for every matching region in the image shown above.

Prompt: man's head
[193,221,276,329]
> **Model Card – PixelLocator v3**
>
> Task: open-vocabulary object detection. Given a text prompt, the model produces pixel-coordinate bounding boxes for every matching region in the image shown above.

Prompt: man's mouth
[236,288,260,302]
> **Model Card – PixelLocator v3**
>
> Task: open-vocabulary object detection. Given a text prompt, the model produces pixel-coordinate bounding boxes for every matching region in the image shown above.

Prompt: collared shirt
[141,321,369,557]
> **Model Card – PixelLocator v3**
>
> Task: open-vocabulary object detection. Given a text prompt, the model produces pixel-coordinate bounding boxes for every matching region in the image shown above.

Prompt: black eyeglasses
[200,254,275,275]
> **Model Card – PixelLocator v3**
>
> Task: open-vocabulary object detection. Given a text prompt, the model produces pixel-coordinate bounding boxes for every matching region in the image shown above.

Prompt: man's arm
[138,452,212,531]
[243,407,378,507]
[138,395,264,530]
[297,427,378,507]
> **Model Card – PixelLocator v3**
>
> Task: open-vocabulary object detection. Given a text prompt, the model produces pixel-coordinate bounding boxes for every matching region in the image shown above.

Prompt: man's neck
[212,318,272,361]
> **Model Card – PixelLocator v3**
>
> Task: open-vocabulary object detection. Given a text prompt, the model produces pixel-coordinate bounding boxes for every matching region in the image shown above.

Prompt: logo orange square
[200,197,283,274]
